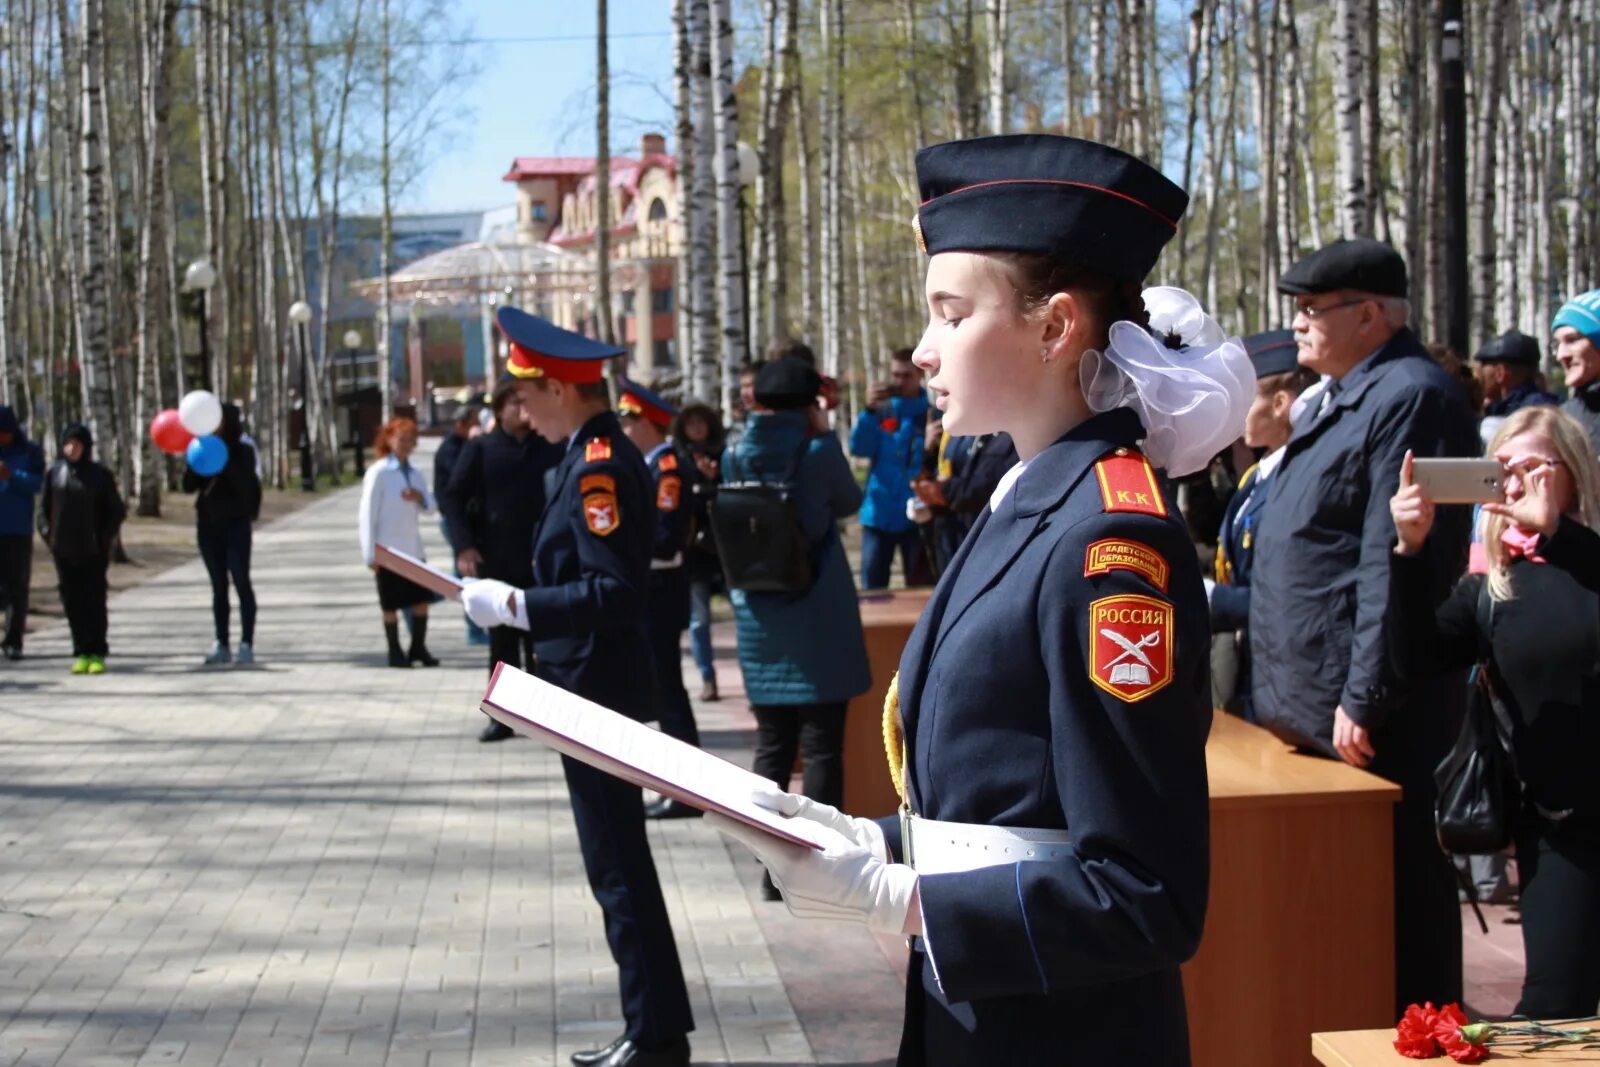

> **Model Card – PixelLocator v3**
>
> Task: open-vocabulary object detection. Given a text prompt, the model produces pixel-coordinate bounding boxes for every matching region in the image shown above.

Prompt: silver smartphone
[1411,458,1503,504]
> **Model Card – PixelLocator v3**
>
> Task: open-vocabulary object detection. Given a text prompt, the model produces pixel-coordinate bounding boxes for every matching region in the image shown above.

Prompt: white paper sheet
[480,664,830,850]
[375,543,464,600]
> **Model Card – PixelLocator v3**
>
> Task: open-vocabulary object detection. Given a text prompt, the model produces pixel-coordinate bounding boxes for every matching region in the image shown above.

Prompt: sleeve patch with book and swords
[1088,593,1174,702]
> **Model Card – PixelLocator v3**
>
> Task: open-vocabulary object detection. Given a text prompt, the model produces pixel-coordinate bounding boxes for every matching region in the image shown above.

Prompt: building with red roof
[504,134,681,373]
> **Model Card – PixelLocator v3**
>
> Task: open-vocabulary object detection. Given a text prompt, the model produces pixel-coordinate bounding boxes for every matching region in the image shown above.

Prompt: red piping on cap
[921,178,1179,230]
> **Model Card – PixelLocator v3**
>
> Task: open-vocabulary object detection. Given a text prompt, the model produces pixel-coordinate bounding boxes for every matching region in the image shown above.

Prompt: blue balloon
[186,434,227,476]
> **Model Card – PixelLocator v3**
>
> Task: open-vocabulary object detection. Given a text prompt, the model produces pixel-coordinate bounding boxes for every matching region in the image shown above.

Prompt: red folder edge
[478,664,825,851]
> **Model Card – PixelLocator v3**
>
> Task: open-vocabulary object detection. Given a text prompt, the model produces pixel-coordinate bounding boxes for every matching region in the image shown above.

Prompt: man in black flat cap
[1250,238,1478,1014]
[1473,329,1557,449]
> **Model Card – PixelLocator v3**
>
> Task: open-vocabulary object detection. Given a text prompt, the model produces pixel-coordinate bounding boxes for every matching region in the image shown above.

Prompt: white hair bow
[1079,286,1255,478]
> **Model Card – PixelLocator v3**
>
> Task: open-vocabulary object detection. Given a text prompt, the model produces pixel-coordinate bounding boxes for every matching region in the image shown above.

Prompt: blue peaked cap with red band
[914,134,1189,282]
[1242,329,1301,378]
[498,305,626,384]
[616,377,678,427]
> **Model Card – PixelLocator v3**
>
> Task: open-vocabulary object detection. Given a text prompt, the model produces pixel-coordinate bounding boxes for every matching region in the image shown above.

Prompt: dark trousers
[1515,817,1600,1017]
[56,556,109,657]
[197,517,256,646]
[561,755,694,1045]
[751,702,847,808]
[1371,725,1464,1015]
[0,533,32,649]
[861,525,931,590]
[488,624,533,675]
[649,574,698,747]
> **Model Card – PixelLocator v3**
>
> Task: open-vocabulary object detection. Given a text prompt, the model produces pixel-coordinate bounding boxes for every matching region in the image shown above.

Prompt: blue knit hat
[1552,289,1600,345]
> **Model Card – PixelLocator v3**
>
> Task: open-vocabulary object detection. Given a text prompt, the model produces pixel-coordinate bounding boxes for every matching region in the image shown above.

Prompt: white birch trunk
[710,0,748,416]
[687,0,718,401]
[1332,0,1367,238]
[378,0,393,421]
[77,0,116,469]
[1473,0,1510,344]
[987,0,1007,135]
[596,0,615,347]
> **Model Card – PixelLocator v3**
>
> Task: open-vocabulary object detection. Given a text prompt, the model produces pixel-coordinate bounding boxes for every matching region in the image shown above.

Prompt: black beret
[1243,329,1301,378]
[1279,238,1407,298]
[1473,330,1541,368]
[914,134,1189,283]
[754,358,822,411]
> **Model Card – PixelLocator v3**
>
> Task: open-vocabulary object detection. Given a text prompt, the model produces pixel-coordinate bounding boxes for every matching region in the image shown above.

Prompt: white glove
[461,578,521,629]
[706,812,917,933]
[749,783,889,863]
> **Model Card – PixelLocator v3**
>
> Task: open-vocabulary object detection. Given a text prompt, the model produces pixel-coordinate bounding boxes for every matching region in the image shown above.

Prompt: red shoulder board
[658,452,678,472]
[1093,449,1167,517]
[585,438,612,463]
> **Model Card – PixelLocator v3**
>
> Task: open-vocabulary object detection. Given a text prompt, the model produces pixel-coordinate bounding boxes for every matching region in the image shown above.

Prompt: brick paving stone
[0,448,903,1066]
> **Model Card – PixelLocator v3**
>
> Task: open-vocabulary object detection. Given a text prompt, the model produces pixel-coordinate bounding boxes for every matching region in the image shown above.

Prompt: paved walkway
[0,472,903,1067]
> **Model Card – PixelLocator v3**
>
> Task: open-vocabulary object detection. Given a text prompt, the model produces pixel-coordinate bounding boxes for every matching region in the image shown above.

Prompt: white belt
[650,553,684,571]
[901,810,1073,875]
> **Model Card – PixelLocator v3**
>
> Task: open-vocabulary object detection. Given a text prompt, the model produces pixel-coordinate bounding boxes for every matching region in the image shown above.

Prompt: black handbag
[1433,583,1521,857]
[708,441,817,593]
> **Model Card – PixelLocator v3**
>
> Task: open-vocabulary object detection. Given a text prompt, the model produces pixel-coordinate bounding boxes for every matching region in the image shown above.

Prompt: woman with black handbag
[1390,404,1600,1018]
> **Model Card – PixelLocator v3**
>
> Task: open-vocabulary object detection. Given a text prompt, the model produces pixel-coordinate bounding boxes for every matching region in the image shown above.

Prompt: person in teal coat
[724,358,871,815]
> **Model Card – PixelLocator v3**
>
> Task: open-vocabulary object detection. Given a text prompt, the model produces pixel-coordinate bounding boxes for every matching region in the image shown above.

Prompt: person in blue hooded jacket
[850,348,932,588]
[0,405,46,659]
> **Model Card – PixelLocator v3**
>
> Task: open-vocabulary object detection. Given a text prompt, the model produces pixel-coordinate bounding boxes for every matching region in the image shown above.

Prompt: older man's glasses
[1295,298,1370,321]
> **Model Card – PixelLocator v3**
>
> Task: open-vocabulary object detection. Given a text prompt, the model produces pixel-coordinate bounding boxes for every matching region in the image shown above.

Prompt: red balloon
[150,409,193,456]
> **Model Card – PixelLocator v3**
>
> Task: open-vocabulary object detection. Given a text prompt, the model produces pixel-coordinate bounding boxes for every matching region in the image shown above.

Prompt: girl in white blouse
[358,417,440,667]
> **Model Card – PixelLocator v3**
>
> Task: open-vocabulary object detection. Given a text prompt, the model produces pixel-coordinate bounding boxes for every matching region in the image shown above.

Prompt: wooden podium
[845,591,1401,1067]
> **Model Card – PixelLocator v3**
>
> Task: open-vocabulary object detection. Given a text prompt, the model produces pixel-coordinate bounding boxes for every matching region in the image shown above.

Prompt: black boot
[408,615,439,667]
[386,621,410,668]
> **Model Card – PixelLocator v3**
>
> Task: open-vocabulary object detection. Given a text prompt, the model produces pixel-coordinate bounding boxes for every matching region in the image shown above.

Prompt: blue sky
[412,0,680,214]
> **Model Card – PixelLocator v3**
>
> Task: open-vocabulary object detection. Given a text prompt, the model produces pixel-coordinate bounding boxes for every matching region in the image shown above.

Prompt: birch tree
[1332,0,1368,237]
[709,0,747,417]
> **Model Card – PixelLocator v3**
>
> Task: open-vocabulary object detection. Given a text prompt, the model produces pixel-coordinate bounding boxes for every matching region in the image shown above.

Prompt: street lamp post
[289,300,315,492]
[343,328,365,473]
[185,258,218,391]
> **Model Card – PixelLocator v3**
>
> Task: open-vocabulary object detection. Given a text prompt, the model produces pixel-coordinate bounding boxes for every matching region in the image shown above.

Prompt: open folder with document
[480,663,830,850]
[374,543,464,600]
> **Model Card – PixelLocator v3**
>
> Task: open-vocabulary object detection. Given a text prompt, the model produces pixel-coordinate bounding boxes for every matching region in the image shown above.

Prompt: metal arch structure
[348,240,614,309]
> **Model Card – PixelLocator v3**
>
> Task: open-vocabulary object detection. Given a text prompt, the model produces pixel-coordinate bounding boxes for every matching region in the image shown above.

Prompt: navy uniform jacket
[646,442,692,632]
[1250,328,1477,765]
[1210,460,1273,721]
[881,408,1211,1065]
[523,411,655,720]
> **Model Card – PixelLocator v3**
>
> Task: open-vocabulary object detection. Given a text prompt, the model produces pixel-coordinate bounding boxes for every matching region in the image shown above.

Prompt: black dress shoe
[409,647,440,667]
[570,1035,626,1066]
[2,645,20,661]
[478,719,514,743]
[579,1037,690,1067]
[644,797,702,820]
[388,648,411,668]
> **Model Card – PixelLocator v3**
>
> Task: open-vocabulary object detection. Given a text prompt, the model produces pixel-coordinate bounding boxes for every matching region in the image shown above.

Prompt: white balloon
[179,390,223,436]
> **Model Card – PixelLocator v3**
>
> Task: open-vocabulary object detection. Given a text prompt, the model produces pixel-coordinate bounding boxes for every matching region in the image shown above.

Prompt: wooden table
[1314,1026,1600,1064]
[842,588,932,817]
[846,591,1403,1067]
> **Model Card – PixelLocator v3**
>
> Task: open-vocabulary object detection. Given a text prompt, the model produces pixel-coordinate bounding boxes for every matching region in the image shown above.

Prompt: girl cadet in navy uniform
[707,134,1253,1065]
[461,309,693,1067]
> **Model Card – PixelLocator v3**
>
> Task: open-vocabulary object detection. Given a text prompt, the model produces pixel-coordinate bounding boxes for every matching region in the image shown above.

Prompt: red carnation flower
[881,417,900,433]
[1433,1005,1488,1064]
[1394,1002,1443,1058]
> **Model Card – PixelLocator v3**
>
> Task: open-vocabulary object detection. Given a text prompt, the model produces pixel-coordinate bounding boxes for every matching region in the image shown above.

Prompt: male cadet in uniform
[1249,238,1479,1014]
[1206,329,1314,721]
[461,308,693,1067]
[1473,330,1557,450]
[615,379,702,821]
[1553,288,1600,451]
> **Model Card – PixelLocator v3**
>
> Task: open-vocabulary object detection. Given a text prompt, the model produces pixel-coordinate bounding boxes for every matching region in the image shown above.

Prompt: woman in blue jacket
[723,358,870,851]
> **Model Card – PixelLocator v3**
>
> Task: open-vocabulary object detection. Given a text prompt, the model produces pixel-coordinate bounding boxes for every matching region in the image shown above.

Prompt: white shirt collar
[988,460,1030,512]
[1256,445,1287,481]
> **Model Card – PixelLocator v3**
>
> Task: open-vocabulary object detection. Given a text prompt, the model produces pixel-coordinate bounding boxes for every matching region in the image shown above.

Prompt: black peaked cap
[1278,238,1408,298]
[1473,330,1541,368]
[914,134,1189,283]
[1243,329,1301,378]
[755,358,822,411]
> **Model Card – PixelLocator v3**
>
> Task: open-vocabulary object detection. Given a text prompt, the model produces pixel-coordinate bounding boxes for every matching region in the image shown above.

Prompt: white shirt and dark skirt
[358,455,438,611]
